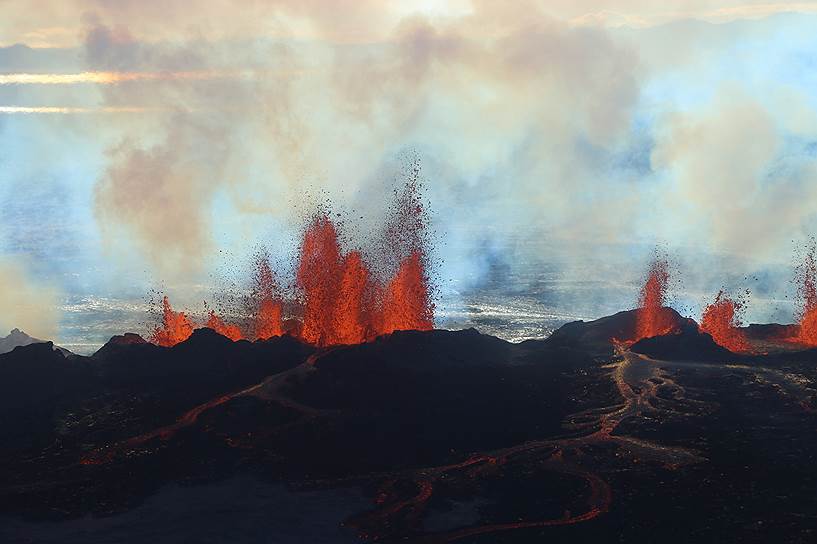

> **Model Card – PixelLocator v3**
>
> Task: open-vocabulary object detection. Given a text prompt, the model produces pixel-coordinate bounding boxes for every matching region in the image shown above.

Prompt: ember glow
[150,182,434,348]
[700,291,750,353]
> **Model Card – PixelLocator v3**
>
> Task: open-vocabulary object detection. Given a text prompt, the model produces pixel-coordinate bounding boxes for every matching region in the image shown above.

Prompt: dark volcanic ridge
[1,309,817,543]
[0,328,72,356]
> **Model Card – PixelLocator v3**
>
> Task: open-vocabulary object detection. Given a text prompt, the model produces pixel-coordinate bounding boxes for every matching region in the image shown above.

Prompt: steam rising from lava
[150,181,434,347]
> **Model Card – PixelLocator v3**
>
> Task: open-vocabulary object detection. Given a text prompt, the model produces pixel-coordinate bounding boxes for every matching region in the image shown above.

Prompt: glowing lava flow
[343,350,704,543]
[150,296,195,347]
[700,291,750,353]
[633,257,677,342]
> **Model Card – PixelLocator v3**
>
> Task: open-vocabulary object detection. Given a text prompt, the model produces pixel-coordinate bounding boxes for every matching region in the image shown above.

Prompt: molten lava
[252,255,284,340]
[148,180,435,348]
[633,257,677,341]
[382,251,434,334]
[256,299,283,340]
[700,291,749,353]
[335,250,373,345]
[296,215,345,346]
[796,242,817,345]
[205,311,243,342]
[151,296,195,347]
[293,214,434,346]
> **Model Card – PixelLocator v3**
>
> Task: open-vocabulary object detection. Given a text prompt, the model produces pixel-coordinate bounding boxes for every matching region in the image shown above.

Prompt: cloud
[94,119,231,278]
[0,257,59,340]
[81,4,645,281]
[650,88,817,261]
[6,2,817,327]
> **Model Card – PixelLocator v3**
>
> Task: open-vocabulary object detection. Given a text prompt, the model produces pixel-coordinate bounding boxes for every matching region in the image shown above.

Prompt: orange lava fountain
[335,251,373,345]
[796,242,817,345]
[633,257,677,341]
[296,215,346,346]
[205,311,243,342]
[149,179,435,348]
[150,296,195,347]
[700,290,749,353]
[293,210,434,346]
[253,254,284,340]
[382,251,434,334]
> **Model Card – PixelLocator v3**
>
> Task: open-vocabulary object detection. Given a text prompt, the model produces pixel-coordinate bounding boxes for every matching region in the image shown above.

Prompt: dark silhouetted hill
[0,328,72,356]
[546,307,693,356]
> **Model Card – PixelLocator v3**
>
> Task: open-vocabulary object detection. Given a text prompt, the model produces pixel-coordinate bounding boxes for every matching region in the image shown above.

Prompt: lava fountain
[335,250,374,345]
[795,241,817,345]
[296,214,346,346]
[150,296,195,347]
[633,257,677,341]
[205,311,243,342]
[382,251,434,334]
[252,254,284,340]
[149,179,435,348]
[700,290,749,353]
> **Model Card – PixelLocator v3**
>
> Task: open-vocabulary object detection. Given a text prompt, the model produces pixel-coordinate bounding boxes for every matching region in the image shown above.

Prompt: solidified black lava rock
[630,325,739,362]
[546,307,693,357]
[0,342,96,449]
[283,328,601,474]
[1,320,817,543]
[742,322,799,340]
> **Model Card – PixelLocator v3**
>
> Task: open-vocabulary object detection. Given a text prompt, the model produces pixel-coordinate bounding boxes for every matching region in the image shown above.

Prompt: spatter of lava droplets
[252,253,284,341]
[151,296,196,347]
[205,310,243,342]
[150,180,434,348]
[632,256,679,342]
[700,290,750,353]
[795,240,817,345]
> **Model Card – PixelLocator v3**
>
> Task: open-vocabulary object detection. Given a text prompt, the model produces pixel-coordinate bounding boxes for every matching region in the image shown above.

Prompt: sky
[3,1,817,349]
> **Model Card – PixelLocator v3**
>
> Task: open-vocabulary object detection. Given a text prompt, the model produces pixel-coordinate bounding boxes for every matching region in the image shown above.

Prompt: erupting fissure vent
[795,241,817,345]
[151,296,195,347]
[150,180,435,348]
[700,290,749,353]
[632,257,677,342]
[252,254,284,340]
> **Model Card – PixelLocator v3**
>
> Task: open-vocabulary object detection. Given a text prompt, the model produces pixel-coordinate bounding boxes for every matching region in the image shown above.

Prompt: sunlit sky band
[0,106,156,113]
[0,70,242,85]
